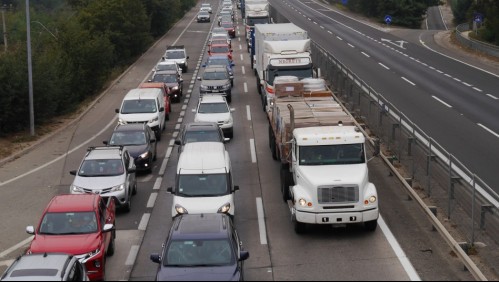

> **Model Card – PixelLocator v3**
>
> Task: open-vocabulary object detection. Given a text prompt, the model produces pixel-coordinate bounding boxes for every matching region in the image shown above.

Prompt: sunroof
[10,269,59,278]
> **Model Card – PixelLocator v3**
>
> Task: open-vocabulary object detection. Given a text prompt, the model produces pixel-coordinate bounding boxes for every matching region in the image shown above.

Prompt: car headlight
[139,152,150,159]
[217,203,231,214]
[118,119,126,125]
[111,184,125,192]
[200,85,209,90]
[171,86,179,91]
[80,248,101,263]
[223,84,231,90]
[72,185,84,193]
[175,204,188,215]
[149,116,159,123]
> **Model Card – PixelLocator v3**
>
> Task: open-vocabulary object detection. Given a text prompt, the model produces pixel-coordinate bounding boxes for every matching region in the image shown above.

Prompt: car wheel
[107,231,115,256]
[156,131,162,141]
[132,182,137,195]
[123,193,132,213]
[227,129,234,139]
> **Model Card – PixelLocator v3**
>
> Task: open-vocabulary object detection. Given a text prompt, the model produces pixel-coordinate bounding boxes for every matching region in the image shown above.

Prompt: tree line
[0,0,196,135]
[451,0,499,45]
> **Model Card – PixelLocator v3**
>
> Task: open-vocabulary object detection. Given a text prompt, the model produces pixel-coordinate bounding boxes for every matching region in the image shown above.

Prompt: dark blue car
[150,214,249,281]
[202,55,235,86]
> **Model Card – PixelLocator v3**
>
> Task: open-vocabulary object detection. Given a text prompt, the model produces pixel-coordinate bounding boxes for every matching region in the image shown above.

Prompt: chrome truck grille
[318,186,359,204]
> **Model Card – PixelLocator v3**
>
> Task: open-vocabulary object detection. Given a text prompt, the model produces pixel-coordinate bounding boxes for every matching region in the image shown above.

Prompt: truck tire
[294,221,307,234]
[280,165,293,202]
[364,220,378,232]
[261,94,266,112]
[269,126,278,160]
[256,76,261,95]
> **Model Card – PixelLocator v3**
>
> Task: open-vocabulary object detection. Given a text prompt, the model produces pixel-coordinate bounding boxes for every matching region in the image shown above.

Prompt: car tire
[107,231,116,256]
[132,182,137,196]
[227,129,234,139]
[123,193,131,213]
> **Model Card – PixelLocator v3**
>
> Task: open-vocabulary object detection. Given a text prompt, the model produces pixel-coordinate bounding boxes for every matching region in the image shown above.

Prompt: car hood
[73,175,124,190]
[201,80,230,87]
[166,82,180,88]
[166,58,186,64]
[30,233,101,255]
[124,144,149,158]
[195,113,231,123]
[158,265,239,281]
[120,113,157,123]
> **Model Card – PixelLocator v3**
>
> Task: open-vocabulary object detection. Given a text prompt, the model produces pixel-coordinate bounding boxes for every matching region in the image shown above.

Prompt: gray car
[1,253,89,281]
[198,66,232,103]
[197,10,211,22]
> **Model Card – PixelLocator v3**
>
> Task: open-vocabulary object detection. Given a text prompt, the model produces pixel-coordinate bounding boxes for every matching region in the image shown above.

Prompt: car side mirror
[103,224,115,233]
[115,109,119,114]
[231,63,235,67]
[239,251,249,261]
[197,77,202,81]
[128,167,136,174]
[230,108,236,112]
[26,226,35,235]
[224,138,230,143]
[159,107,165,112]
[167,187,173,194]
[186,56,189,59]
[70,170,77,176]
[202,64,207,67]
[234,185,240,192]
[150,253,161,264]
[103,141,109,145]
[174,140,181,145]
[151,138,156,143]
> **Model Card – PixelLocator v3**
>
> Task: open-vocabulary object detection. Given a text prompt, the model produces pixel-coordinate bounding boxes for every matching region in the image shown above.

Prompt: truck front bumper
[293,208,379,224]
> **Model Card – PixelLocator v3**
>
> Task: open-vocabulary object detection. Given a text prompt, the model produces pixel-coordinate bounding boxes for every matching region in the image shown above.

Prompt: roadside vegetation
[451,0,499,45]
[0,0,196,137]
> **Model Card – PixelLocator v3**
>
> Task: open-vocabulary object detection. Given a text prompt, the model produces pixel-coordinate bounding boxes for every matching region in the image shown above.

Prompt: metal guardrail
[455,23,499,58]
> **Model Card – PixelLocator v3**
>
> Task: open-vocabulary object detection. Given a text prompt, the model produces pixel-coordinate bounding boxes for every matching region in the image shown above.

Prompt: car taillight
[266,86,274,94]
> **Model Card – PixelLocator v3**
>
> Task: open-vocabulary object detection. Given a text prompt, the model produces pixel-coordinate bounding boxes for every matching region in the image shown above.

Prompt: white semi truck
[244,0,270,51]
[254,23,314,111]
[267,80,379,233]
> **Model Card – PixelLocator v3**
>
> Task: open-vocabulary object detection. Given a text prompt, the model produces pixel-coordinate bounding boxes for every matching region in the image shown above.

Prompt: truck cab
[288,126,379,233]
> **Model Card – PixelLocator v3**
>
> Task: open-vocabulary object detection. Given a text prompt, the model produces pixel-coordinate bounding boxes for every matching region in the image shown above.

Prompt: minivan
[167,142,239,218]
[115,88,166,140]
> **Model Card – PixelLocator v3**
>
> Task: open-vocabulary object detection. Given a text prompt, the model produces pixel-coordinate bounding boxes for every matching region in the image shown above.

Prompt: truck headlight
[149,116,159,123]
[111,184,125,192]
[365,196,377,205]
[175,204,188,215]
[217,203,231,214]
[298,198,312,207]
[71,185,84,193]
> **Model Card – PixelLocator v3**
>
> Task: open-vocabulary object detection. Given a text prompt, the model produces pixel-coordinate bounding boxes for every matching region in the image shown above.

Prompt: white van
[167,142,239,218]
[116,88,166,140]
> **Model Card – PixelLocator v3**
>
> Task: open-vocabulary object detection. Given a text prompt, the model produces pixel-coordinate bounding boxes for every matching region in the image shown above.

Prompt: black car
[150,70,184,103]
[103,124,157,173]
[150,214,249,281]
[175,122,229,154]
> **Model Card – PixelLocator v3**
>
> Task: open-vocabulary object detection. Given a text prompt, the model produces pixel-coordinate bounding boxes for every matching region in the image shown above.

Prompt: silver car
[70,146,137,212]
[198,66,232,103]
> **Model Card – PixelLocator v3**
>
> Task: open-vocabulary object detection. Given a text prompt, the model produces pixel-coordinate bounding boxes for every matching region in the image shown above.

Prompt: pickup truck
[26,194,116,281]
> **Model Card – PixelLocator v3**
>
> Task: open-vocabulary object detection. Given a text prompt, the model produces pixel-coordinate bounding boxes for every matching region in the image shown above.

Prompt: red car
[208,43,233,60]
[26,194,116,281]
[139,82,172,120]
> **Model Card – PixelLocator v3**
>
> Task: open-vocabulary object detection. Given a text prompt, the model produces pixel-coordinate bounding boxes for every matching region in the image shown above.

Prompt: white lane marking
[172,131,179,138]
[0,259,14,267]
[320,26,325,29]
[256,198,268,245]
[432,96,452,108]
[138,213,150,231]
[328,30,333,34]
[250,139,257,163]
[147,193,158,208]
[239,44,242,50]
[184,99,189,103]
[378,216,421,281]
[347,43,355,48]
[240,54,244,61]
[478,124,499,138]
[401,77,416,86]
[242,66,246,75]
[125,245,140,266]
[182,105,187,110]
[472,87,482,92]
[444,73,452,78]
[177,118,182,123]
[0,118,117,187]
[153,177,162,191]
[378,63,390,70]
[336,36,343,41]
[362,52,370,58]
[246,105,252,121]
[159,147,172,176]
[486,94,498,100]
[453,77,461,82]
[463,82,472,87]
[244,82,248,93]
[180,111,185,117]
[175,124,181,130]
[169,139,175,147]
[0,236,33,258]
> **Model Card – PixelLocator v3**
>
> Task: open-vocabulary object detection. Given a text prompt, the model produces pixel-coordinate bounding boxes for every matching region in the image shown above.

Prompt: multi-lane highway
[0,0,489,280]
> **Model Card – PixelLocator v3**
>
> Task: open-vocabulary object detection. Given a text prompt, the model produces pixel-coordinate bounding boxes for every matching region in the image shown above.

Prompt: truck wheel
[256,77,261,95]
[268,126,273,149]
[280,165,291,202]
[294,221,307,234]
[107,231,115,256]
[269,126,278,161]
[364,220,378,232]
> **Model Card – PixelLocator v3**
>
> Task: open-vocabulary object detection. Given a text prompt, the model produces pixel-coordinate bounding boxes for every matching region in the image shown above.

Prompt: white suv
[193,95,234,138]
[70,146,137,212]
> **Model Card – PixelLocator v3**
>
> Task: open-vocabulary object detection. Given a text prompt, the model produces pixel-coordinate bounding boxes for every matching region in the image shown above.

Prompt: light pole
[26,0,35,136]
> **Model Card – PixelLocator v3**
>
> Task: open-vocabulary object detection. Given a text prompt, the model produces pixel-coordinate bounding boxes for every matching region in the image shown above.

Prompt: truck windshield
[247,17,269,26]
[39,212,98,235]
[164,239,234,267]
[177,174,229,197]
[268,67,313,85]
[299,144,365,166]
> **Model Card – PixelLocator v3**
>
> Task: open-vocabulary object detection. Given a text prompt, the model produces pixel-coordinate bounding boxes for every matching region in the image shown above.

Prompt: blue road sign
[385,15,392,25]
[342,0,348,5]
[474,13,483,23]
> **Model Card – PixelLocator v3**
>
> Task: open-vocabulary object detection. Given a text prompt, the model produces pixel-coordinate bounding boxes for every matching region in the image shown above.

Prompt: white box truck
[267,80,379,233]
[254,23,315,111]
[244,0,270,51]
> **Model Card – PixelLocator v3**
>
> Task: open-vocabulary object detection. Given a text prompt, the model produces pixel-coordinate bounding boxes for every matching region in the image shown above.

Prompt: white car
[193,95,234,138]
[201,3,212,13]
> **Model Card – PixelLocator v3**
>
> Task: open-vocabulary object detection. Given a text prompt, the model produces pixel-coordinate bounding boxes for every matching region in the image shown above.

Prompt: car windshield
[152,74,178,84]
[177,174,229,197]
[121,99,157,114]
[199,11,209,16]
[39,212,98,235]
[156,64,177,72]
[210,46,230,53]
[164,239,234,267]
[210,40,228,46]
[221,23,233,29]
[212,28,226,34]
[78,159,125,177]
[198,103,229,114]
[184,130,222,144]
[202,71,228,80]
[299,144,365,166]
[207,58,230,67]
[109,131,147,146]
[165,50,185,59]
